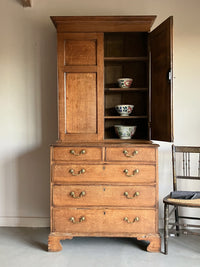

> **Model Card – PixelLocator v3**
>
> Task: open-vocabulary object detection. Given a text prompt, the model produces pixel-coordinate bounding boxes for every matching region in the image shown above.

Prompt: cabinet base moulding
[48,232,161,252]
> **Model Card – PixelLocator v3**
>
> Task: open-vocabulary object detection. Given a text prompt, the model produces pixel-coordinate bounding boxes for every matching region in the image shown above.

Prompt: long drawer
[52,164,156,184]
[52,146,103,161]
[106,147,156,162]
[52,208,156,233]
[52,185,156,207]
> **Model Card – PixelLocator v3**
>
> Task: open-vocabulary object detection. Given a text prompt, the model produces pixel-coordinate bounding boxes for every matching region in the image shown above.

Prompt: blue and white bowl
[114,125,137,139]
[115,105,134,116]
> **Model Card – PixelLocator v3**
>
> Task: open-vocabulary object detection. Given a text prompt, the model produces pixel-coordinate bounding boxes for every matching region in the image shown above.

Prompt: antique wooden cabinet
[48,16,173,252]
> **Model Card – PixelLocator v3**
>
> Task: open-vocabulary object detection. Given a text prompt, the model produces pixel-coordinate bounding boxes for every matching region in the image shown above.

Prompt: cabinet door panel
[66,73,97,134]
[57,33,104,142]
[64,40,96,65]
[150,17,173,142]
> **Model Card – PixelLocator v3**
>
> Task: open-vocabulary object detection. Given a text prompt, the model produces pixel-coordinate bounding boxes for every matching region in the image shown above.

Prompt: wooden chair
[163,145,200,254]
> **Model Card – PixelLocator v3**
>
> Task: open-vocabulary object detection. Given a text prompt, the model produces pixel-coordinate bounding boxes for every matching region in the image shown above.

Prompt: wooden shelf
[104,116,148,119]
[104,57,148,61]
[105,88,148,92]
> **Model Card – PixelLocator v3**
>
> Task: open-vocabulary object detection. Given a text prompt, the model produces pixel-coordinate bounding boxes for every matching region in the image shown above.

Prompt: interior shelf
[104,57,148,61]
[104,116,148,119]
[105,88,148,92]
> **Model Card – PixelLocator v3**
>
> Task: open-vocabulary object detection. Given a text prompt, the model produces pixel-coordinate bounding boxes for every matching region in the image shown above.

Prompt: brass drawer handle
[70,149,86,156]
[123,150,138,158]
[123,169,139,177]
[124,191,140,199]
[69,216,85,224]
[124,217,139,224]
[70,191,86,199]
[69,168,85,176]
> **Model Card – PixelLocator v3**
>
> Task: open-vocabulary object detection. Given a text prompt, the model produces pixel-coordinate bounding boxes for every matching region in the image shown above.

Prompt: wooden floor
[0,227,200,266]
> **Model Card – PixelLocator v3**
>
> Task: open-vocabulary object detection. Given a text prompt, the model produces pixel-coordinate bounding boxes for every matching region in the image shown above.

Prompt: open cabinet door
[149,17,173,142]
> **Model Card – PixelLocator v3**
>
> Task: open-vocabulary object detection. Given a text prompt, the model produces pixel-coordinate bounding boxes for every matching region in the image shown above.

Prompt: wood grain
[52,146,103,161]
[150,17,173,142]
[64,40,96,65]
[57,33,104,142]
[66,73,97,134]
[106,147,156,162]
[52,208,156,233]
[51,16,156,32]
[53,185,156,207]
[52,163,156,184]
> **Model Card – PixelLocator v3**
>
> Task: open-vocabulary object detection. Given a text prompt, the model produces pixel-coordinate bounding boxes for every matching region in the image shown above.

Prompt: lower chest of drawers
[49,144,160,252]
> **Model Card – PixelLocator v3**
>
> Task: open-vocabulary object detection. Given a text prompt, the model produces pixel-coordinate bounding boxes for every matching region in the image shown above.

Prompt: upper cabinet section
[51,16,173,143]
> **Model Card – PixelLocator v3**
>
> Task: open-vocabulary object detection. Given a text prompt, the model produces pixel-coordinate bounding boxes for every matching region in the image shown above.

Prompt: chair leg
[164,203,169,255]
[175,206,180,236]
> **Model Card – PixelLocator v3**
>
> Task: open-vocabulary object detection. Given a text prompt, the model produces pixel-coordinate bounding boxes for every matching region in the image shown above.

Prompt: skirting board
[0,216,50,227]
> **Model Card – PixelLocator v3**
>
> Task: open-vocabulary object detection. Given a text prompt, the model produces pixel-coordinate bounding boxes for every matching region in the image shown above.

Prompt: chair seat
[164,194,200,207]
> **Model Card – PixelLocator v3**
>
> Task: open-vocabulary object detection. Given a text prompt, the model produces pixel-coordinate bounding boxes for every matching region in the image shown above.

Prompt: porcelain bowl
[117,78,133,88]
[115,105,134,116]
[114,125,137,139]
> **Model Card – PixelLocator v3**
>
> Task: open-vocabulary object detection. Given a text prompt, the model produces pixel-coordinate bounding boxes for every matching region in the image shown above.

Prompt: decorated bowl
[114,125,137,139]
[115,105,134,116]
[117,78,133,88]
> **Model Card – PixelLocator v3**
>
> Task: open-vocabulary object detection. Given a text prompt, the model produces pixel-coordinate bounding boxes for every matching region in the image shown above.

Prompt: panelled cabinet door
[149,17,174,142]
[57,33,104,142]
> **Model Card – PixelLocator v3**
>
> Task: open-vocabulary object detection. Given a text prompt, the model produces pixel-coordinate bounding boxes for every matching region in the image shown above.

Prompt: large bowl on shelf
[114,125,137,139]
[117,78,133,88]
[115,104,134,116]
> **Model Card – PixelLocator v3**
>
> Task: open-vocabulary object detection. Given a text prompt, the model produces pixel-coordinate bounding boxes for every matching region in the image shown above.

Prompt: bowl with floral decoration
[114,125,137,139]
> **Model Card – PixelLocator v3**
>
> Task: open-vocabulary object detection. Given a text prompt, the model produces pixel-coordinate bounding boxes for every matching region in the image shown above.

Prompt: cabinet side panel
[66,73,97,134]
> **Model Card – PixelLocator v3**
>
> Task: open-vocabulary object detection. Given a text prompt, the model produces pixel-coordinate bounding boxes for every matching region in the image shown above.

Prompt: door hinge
[168,70,172,81]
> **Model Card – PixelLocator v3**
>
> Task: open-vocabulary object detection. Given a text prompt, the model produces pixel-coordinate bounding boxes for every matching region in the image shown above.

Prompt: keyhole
[103,188,106,191]
[104,211,106,215]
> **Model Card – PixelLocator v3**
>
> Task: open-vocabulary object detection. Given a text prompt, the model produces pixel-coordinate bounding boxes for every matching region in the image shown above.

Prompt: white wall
[0,0,200,227]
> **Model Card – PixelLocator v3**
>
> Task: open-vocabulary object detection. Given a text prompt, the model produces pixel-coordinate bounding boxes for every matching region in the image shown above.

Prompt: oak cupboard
[48,16,173,252]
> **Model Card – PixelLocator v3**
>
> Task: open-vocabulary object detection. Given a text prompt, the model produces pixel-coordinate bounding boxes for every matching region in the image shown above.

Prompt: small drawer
[52,164,156,184]
[52,146,103,161]
[106,147,156,162]
[52,185,156,207]
[52,208,156,234]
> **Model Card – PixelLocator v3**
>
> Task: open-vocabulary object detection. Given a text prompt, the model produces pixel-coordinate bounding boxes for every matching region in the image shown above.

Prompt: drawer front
[52,147,103,161]
[53,208,156,233]
[53,185,156,207]
[52,164,156,184]
[106,147,156,162]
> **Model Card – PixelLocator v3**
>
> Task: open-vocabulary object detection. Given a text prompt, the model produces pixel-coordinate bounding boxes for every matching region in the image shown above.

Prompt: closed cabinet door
[57,33,104,142]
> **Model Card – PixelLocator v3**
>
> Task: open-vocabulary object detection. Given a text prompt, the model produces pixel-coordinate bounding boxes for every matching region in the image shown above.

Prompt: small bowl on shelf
[117,78,133,88]
[114,125,137,140]
[115,105,134,116]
